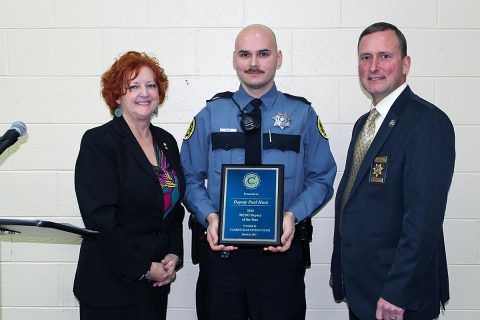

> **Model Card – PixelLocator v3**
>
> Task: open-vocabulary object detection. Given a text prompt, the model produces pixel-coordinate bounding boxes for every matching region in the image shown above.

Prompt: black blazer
[73,116,185,307]
[331,86,455,319]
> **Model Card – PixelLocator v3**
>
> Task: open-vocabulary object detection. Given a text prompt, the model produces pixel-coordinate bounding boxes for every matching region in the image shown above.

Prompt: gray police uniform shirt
[181,83,337,226]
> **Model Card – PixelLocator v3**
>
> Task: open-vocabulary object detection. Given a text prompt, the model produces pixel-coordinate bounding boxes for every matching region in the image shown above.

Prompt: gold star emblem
[372,163,384,178]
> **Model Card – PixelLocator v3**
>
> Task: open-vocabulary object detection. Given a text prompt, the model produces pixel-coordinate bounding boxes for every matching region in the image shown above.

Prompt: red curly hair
[101,51,169,115]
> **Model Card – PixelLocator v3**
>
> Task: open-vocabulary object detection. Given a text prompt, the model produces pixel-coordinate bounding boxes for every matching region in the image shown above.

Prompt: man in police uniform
[181,24,336,319]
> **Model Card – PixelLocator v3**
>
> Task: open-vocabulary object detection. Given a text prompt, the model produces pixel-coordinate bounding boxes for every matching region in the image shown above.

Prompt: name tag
[220,128,237,132]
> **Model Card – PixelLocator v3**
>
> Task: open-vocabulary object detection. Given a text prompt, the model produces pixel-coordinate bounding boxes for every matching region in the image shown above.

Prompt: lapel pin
[389,120,396,127]
[163,142,168,150]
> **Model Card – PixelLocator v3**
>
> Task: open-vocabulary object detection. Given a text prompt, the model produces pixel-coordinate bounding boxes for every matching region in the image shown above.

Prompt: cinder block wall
[1,1,479,319]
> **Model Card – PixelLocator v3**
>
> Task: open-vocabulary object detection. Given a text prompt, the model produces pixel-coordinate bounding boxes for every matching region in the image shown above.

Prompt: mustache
[245,68,264,73]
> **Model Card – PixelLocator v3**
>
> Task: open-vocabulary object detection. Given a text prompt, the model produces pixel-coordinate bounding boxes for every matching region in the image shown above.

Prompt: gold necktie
[341,108,380,214]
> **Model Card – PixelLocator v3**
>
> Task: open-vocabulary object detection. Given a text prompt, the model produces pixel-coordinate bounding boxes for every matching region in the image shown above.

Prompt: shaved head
[235,24,278,52]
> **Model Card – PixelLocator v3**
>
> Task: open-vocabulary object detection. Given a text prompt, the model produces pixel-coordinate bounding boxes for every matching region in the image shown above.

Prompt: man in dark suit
[330,22,455,320]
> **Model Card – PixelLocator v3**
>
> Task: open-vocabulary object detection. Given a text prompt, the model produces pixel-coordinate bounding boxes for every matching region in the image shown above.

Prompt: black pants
[196,240,306,320]
[349,308,361,320]
[79,293,168,320]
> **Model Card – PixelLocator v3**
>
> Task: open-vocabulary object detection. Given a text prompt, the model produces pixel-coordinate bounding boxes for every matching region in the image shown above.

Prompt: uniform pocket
[211,132,245,150]
[211,132,245,174]
[263,133,300,153]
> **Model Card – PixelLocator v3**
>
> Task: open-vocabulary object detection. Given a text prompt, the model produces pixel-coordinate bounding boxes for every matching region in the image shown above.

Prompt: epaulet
[206,91,234,102]
[283,93,311,105]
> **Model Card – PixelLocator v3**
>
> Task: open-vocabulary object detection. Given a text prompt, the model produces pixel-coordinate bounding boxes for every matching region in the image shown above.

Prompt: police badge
[272,113,291,130]
[369,156,388,183]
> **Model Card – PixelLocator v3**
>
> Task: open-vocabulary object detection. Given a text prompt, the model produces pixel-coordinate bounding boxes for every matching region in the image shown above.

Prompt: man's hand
[206,212,237,251]
[264,211,296,252]
[376,297,405,320]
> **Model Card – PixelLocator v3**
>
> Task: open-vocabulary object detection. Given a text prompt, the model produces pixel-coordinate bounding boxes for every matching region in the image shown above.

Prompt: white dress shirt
[370,83,408,136]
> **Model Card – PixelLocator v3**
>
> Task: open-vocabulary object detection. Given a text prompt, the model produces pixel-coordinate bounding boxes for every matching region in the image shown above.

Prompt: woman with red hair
[73,51,185,320]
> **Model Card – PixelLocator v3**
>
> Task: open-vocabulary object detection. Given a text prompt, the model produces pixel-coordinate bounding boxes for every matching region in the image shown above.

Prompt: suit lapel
[112,117,158,182]
[151,127,176,172]
[348,86,411,200]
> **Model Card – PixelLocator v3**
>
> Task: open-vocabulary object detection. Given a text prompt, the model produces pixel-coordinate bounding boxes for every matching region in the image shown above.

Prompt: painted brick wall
[1,0,479,319]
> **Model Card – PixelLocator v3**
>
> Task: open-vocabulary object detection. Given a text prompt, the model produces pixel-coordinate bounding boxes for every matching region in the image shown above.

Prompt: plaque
[218,164,284,246]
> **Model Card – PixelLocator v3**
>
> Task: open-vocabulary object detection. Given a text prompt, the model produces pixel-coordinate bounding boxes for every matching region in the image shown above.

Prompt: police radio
[232,99,261,133]
[240,111,261,132]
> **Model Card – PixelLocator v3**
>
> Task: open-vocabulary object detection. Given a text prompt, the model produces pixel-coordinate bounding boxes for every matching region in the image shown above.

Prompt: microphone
[0,121,27,156]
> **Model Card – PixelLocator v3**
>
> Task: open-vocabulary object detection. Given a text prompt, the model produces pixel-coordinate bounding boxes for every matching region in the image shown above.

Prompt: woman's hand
[149,254,180,287]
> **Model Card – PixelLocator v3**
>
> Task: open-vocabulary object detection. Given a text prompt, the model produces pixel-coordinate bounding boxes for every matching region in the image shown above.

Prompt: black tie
[244,98,262,165]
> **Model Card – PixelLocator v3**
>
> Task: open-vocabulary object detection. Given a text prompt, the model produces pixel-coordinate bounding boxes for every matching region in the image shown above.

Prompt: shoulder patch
[283,93,311,105]
[317,117,328,139]
[183,118,196,140]
[206,91,234,102]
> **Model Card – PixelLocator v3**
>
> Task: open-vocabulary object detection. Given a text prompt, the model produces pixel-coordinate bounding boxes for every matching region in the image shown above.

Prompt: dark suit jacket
[73,116,185,307]
[331,86,455,319]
